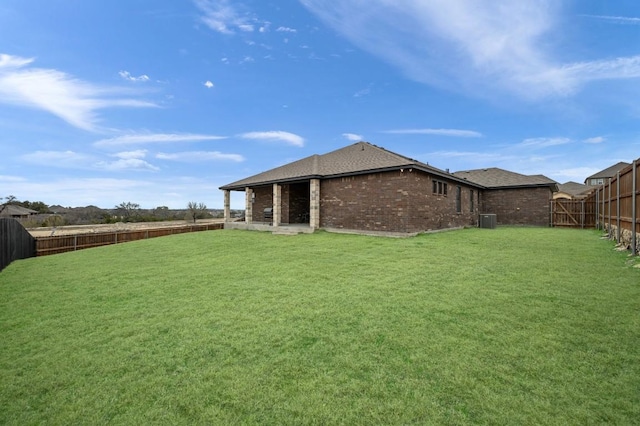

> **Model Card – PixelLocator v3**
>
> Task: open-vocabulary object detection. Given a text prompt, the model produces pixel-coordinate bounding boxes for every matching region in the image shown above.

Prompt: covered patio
[222,179,320,231]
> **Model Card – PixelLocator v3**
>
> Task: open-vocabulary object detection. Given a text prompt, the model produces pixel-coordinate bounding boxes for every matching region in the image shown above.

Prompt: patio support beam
[273,183,281,227]
[310,179,320,229]
[245,187,253,225]
[223,190,231,223]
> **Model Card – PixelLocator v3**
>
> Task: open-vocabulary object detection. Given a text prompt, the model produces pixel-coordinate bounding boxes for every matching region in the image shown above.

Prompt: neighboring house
[553,182,594,200]
[220,142,558,233]
[0,205,38,220]
[452,168,558,226]
[584,162,631,186]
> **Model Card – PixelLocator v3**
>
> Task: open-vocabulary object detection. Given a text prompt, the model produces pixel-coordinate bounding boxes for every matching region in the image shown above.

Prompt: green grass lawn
[1,227,639,425]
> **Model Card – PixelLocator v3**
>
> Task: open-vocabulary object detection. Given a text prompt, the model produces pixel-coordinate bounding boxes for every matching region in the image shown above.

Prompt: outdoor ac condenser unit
[479,214,497,229]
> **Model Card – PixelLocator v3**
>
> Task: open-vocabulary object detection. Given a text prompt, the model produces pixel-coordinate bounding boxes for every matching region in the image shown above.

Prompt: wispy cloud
[276,26,297,33]
[300,1,640,99]
[119,71,150,82]
[519,137,571,148]
[204,80,215,88]
[94,133,227,147]
[0,54,156,131]
[156,151,244,162]
[96,150,159,172]
[383,128,483,138]
[240,130,305,147]
[583,136,605,144]
[343,133,363,141]
[194,0,258,34]
[581,15,640,25]
[21,150,94,168]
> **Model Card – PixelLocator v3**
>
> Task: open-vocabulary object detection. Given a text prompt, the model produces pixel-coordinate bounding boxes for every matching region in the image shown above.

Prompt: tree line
[1,196,242,227]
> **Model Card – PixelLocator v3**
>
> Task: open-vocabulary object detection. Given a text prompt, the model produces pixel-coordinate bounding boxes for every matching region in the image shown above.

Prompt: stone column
[273,183,281,227]
[310,179,320,229]
[245,187,253,224]
[223,190,231,223]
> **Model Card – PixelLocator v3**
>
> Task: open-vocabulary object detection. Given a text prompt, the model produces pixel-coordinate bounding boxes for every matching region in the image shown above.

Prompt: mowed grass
[1,228,639,425]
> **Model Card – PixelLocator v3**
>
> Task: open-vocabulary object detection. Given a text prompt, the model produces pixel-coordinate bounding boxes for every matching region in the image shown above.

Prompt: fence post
[608,178,612,238]
[616,172,621,243]
[633,160,637,256]
[581,200,585,229]
[74,235,77,251]
[602,184,605,231]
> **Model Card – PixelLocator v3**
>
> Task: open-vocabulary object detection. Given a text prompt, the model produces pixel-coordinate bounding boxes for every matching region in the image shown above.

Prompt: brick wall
[481,187,551,226]
[251,186,272,222]
[320,170,479,233]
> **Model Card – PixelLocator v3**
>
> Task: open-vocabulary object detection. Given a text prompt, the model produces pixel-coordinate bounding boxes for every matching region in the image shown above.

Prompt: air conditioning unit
[479,214,497,229]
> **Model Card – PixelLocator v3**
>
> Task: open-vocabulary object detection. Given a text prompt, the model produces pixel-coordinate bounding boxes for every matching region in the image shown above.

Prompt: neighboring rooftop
[220,142,477,190]
[452,168,558,190]
[0,205,38,217]
[585,162,631,183]
[556,181,594,199]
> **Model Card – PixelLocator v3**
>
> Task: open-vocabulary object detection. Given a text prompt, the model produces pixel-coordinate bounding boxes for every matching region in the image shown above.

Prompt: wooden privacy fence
[0,218,36,272]
[36,223,224,256]
[551,199,596,228]
[589,158,639,255]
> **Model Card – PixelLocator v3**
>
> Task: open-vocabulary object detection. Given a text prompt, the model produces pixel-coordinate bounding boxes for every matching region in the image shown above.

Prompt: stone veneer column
[310,179,320,229]
[245,187,253,224]
[223,190,231,222]
[273,183,281,227]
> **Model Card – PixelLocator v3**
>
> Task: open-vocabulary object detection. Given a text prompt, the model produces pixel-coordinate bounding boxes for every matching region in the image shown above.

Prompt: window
[455,186,462,213]
[470,190,475,212]
[433,180,448,196]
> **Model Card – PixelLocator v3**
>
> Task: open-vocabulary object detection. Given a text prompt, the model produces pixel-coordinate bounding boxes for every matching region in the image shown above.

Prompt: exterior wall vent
[479,214,497,229]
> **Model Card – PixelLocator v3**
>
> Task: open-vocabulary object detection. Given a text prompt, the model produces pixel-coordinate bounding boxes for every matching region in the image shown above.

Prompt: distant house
[0,205,38,220]
[220,142,558,234]
[584,162,631,186]
[553,182,594,200]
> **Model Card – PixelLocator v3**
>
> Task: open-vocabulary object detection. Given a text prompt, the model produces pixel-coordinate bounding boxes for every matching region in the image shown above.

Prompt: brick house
[220,142,557,233]
[452,168,558,227]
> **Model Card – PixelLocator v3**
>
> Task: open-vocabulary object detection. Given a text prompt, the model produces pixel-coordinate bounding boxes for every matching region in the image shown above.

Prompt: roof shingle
[220,142,472,190]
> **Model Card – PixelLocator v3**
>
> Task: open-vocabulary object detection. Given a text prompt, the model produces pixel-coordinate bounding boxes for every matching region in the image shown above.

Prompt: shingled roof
[556,181,594,198]
[585,162,631,181]
[452,168,558,190]
[220,142,480,190]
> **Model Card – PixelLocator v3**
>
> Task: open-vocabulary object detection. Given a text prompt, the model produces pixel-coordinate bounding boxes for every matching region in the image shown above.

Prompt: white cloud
[119,71,150,82]
[194,0,257,34]
[300,1,640,99]
[0,53,33,69]
[581,15,640,25]
[240,130,305,147]
[383,128,483,138]
[276,26,297,33]
[21,150,95,168]
[0,54,156,131]
[96,158,159,172]
[555,167,601,181]
[113,150,148,160]
[0,175,27,182]
[583,136,605,144]
[519,137,571,148]
[343,133,363,141]
[156,151,244,162]
[204,80,215,89]
[94,133,227,147]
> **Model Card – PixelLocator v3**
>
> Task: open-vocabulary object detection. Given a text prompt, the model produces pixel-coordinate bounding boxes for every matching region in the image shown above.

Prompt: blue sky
[1,0,638,209]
